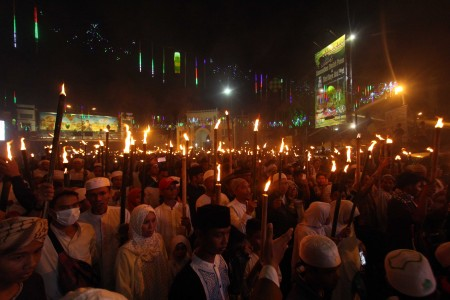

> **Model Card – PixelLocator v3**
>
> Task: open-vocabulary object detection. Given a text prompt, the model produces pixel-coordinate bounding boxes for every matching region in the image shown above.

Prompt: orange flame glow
[214,119,221,130]
[331,160,337,172]
[344,164,349,173]
[264,180,271,192]
[60,84,66,96]
[183,133,189,141]
[20,137,26,151]
[62,146,68,164]
[143,125,150,145]
[124,124,131,154]
[279,138,285,153]
[435,117,444,128]
[395,155,402,161]
[368,140,377,152]
[253,119,259,132]
[376,134,385,141]
[217,164,221,182]
[346,146,352,163]
[6,141,13,160]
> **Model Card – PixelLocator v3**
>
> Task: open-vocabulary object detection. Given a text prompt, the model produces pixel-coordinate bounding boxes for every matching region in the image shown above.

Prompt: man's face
[309,266,340,291]
[381,178,395,192]
[274,179,289,195]
[204,177,214,192]
[52,194,80,212]
[86,186,111,215]
[317,175,328,186]
[111,176,122,189]
[40,161,50,171]
[0,240,44,285]
[93,166,102,177]
[202,226,231,255]
[235,181,251,201]
[161,183,178,201]
[194,173,204,185]
[73,161,82,171]
[149,160,159,176]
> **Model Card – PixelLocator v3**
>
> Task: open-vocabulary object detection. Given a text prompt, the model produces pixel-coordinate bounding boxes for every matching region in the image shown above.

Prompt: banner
[39,112,119,132]
[314,35,347,128]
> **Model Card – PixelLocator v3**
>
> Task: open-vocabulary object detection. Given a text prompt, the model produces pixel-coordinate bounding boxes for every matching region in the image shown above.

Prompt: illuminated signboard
[39,112,119,132]
[314,35,347,128]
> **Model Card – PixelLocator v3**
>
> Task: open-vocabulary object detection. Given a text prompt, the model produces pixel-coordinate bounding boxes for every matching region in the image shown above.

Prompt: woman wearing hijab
[0,217,48,300]
[291,201,330,277]
[168,235,192,282]
[115,204,169,300]
[326,200,362,300]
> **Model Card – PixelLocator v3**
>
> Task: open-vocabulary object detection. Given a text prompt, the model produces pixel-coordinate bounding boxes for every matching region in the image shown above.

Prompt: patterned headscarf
[0,217,48,253]
[124,204,162,261]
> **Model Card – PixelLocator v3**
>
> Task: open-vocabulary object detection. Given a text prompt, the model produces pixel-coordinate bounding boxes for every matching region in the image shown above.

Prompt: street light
[394,84,405,105]
[223,87,232,96]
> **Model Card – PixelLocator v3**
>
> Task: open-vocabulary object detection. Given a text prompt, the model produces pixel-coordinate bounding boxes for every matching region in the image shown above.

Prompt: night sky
[1,0,450,123]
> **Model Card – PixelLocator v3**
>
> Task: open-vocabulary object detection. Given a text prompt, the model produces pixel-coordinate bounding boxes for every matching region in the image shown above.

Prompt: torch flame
[62,146,68,163]
[143,125,150,145]
[180,145,185,156]
[131,138,135,146]
[60,84,66,96]
[331,160,337,172]
[395,155,401,160]
[104,127,109,133]
[20,137,26,151]
[6,141,13,160]
[124,124,131,154]
[426,147,434,152]
[279,138,285,153]
[402,149,409,156]
[386,137,393,144]
[376,134,385,141]
[368,140,377,152]
[214,119,221,130]
[81,140,87,145]
[253,119,259,132]
[183,133,189,141]
[307,151,312,162]
[435,117,444,128]
[218,141,222,152]
[225,110,229,116]
[99,140,104,147]
[334,148,340,155]
[346,146,352,163]
[263,143,267,149]
[170,140,173,148]
[217,164,221,182]
[344,164,349,173]
[264,180,271,192]
[357,133,361,139]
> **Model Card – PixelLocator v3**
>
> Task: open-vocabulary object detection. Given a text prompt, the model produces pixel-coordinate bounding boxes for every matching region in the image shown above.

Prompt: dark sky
[1,0,450,121]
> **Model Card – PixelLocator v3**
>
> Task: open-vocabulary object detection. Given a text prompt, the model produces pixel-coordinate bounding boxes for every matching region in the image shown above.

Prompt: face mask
[55,207,80,226]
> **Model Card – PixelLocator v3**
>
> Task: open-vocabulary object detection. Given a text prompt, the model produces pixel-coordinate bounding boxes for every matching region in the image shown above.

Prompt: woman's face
[173,243,188,260]
[141,212,157,238]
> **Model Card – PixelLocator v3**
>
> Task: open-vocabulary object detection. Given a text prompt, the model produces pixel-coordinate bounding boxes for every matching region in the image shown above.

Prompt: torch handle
[120,154,130,224]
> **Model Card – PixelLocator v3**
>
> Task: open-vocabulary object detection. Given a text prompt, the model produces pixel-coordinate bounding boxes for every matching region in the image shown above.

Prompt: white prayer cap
[75,188,86,201]
[272,173,287,183]
[299,235,341,268]
[53,170,64,181]
[61,288,126,300]
[110,171,123,179]
[204,169,214,180]
[85,177,110,191]
[385,249,436,297]
[435,242,450,268]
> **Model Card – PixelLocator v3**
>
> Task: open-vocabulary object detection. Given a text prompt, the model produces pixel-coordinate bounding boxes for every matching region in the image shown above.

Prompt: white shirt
[155,201,193,252]
[228,199,254,233]
[36,222,96,300]
[196,193,230,210]
[79,206,130,290]
[190,254,229,300]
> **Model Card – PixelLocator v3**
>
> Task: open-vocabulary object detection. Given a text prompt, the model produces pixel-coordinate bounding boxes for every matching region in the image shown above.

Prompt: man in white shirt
[36,189,96,300]
[79,177,130,290]
[169,204,231,300]
[227,178,257,233]
[196,169,230,209]
[155,177,193,252]
[69,158,94,187]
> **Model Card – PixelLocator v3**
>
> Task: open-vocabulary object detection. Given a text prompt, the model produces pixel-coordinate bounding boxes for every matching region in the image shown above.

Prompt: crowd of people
[0,146,449,300]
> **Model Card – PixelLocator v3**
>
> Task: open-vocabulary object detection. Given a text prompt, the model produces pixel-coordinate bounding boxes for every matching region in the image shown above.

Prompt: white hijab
[124,204,162,261]
[300,202,330,235]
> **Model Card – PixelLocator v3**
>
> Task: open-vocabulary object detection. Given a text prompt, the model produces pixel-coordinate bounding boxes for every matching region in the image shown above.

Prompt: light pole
[347,34,356,130]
